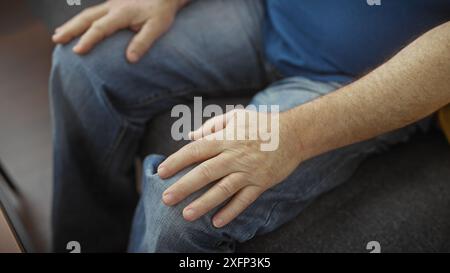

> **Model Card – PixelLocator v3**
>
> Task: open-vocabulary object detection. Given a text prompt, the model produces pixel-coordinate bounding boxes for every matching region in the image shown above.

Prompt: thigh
[53,0,273,117]
[134,77,430,248]
[235,77,432,240]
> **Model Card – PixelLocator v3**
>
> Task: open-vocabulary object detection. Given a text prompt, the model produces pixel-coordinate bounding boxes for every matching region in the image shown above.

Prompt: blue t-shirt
[265,0,450,84]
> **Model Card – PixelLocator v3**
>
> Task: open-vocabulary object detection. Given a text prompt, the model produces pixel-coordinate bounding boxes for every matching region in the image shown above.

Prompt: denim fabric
[50,0,429,252]
[50,0,273,252]
[128,77,430,252]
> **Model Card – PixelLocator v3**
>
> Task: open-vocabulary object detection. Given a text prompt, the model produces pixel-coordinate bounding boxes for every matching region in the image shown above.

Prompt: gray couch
[29,0,450,252]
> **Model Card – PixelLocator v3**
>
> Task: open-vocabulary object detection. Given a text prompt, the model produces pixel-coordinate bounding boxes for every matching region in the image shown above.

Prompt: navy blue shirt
[265,0,450,83]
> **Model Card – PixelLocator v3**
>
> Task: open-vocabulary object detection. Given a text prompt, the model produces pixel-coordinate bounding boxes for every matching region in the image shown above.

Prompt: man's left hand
[157,109,304,228]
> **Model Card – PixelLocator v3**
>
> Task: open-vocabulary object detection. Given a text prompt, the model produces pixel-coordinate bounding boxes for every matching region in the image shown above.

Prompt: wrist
[283,104,324,163]
[280,110,313,164]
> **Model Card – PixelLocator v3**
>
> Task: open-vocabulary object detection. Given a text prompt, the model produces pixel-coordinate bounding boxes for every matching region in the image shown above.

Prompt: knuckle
[221,155,234,168]
[234,195,253,207]
[71,17,88,30]
[212,138,226,151]
[235,172,250,182]
[199,163,213,181]
[233,154,254,170]
[216,181,235,196]
[91,22,106,33]
[186,143,201,158]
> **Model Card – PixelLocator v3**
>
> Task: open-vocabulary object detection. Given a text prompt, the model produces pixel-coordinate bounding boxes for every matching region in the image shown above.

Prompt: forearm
[289,21,450,161]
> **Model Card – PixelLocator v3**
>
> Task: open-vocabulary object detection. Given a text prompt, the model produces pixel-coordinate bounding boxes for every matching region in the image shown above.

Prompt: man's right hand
[52,0,189,63]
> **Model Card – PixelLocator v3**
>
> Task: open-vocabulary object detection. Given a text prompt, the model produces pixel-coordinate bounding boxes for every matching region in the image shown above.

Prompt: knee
[132,183,234,252]
[51,31,132,87]
[129,156,235,253]
[50,42,107,106]
[50,29,187,108]
[50,31,143,102]
[144,201,229,252]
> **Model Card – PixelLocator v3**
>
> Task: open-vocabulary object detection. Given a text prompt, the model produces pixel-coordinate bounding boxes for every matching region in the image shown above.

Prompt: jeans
[50,0,429,252]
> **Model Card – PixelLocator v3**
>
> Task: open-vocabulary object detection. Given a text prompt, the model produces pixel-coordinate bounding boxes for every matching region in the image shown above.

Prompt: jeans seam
[102,122,129,175]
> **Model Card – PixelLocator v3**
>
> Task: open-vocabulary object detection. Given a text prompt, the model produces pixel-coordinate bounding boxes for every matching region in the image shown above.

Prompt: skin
[52,0,189,63]
[53,1,450,228]
[159,21,450,228]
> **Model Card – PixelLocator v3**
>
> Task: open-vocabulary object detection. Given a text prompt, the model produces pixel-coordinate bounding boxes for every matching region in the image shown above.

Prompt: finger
[162,154,234,206]
[52,5,108,44]
[73,12,130,54]
[212,186,262,228]
[190,110,239,140]
[127,22,158,62]
[157,140,223,178]
[182,173,245,221]
[189,113,228,141]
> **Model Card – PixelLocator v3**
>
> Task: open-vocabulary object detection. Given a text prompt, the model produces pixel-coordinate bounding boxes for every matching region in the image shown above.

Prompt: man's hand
[52,0,189,63]
[156,20,450,229]
[157,109,304,228]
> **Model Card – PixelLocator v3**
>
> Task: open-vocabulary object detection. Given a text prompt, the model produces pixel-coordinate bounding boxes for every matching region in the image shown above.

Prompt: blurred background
[0,0,53,252]
[0,0,103,253]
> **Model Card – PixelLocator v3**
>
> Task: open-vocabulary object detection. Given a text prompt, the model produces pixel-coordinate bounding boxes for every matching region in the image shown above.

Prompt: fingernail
[213,218,224,228]
[52,33,60,41]
[73,45,82,53]
[162,192,175,205]
[128,51,139,63]
[183,207,196,221]
[158,165,167,177]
